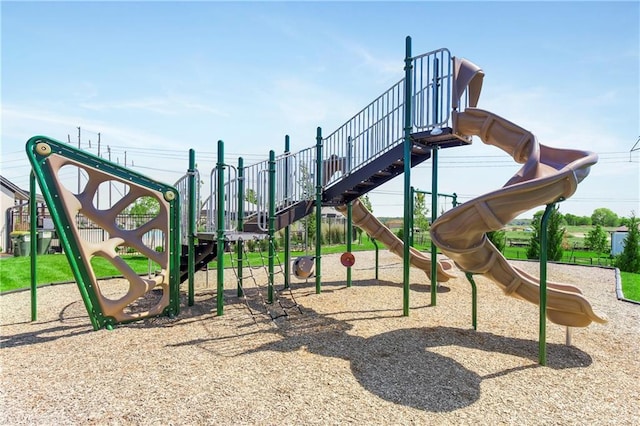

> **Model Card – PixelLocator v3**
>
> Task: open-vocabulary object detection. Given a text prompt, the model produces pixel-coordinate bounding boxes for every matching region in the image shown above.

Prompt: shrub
[615,214,640,273]
[487,230,506,252]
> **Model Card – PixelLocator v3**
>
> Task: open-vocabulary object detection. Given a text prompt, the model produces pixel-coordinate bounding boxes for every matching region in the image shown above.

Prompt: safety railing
[411,48,453,131]
[205,164,238,233]
[174,170,199,245]
[205,48,465,233]
[321,48,454,179]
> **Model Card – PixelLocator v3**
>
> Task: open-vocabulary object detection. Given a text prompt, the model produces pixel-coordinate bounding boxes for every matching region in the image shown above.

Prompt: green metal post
[237,157,244,297]
[216,140,225,316]
[539,203,555,366]
[430,56,441,307]
[430,145,439,306]
[283,136,291,289]
[452,192,459,207]
[30,172,37,321]
[409,186,415,247]
[315,127,323,294]
[372,238,379,281]
[268,150,276,303]
[464,272,478,330]
[187,149,196,306]
[402,35,413,316]
[346,202,353,287]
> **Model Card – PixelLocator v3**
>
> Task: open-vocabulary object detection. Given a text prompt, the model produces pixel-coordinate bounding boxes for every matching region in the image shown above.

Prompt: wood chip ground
[1,251,638,425]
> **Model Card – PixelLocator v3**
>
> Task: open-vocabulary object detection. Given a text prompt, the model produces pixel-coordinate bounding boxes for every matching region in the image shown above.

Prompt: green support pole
[268,150,276,303]
[430,56,441,307]
[539,203,555,366]
[372,238,379,281]
[187,149,196,306]
[237,157,244,297]
[464,272,478,330]
[402,35,413,316]
[409,186,415,247]
[216,140,225,316]
[346,202,353,287]
[30,172,37,321]
[315,127,323,294]
[452,192,459,207]
[430,145,439,306]
[283,136,291,289]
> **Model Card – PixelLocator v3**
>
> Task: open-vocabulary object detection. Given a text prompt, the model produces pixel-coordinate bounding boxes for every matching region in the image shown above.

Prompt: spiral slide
[430,108,607,327]
[336,200,457,282]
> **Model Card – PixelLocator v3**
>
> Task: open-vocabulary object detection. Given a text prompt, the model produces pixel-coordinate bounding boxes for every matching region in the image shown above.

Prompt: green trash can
[37,230,53,255]
[10,232,31,257]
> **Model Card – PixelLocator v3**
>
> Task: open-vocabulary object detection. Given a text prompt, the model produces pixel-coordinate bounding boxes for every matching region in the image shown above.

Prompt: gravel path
[1,251,638,425]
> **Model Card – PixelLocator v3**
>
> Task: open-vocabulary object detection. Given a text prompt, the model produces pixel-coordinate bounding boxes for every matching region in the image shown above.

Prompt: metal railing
[9,211,167,254]
[205,49,464,233]
[174,170,199,245]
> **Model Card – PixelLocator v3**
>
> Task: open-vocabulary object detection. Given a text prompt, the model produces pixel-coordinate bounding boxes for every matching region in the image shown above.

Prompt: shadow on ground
[170,288,593,413]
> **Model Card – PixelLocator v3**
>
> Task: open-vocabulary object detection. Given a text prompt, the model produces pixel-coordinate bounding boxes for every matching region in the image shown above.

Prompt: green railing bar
[402,35,413,317]
[187,149,196,306]
[237,157,245,297]
[539,203,555,365]
[430,145,439,306]
[168,182,181,318]
[346,202,353,287]
[315,127,323,294]
[216,140,225,316]
[30,171,37,322]
[268,150,276,303]
[283,136,291,289]
[430,56,441,307]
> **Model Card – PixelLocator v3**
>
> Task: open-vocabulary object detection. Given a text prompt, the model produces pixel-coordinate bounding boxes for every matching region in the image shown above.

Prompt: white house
[0,175,46,253]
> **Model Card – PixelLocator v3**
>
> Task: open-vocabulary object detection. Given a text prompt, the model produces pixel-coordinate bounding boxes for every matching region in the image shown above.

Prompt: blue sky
[2,1,638,219]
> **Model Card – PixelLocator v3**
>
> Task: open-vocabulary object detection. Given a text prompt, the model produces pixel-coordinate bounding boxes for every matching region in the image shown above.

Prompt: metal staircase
[200,48,482,235]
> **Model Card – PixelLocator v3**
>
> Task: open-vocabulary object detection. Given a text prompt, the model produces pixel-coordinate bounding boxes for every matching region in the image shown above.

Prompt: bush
[527,208,564,261]
[487,230,506,252]
[615,214,640,273]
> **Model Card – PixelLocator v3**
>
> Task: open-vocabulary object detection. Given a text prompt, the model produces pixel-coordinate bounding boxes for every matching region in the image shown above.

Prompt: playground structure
[24,37,606,363]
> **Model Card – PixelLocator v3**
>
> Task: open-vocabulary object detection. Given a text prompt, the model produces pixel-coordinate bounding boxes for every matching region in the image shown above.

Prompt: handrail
[174,170,199,245]
[205,48,471,233]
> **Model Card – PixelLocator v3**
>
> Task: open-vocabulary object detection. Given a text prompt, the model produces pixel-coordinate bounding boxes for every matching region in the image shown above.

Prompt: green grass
[0,240,378,294]
[2,239,638,303]
[0,254,159,293]
[620,271,640,301]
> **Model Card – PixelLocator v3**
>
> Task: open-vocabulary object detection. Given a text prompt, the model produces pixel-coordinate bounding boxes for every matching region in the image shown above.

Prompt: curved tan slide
[336,200,457,282]
[431,107,607,327]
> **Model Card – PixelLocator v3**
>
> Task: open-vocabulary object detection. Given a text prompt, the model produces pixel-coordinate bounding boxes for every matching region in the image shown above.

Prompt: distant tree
[245,188,258,205]
[413,191,430,232]
[356,195,373,243]
[576,216,592,226]
[564,213,579,226]
[586,224,608,263]
[591,208,618,227]
[615,213,640,273]
[487,230,506,252]
[527,208,565,261]
[360,194,372,212]
[124,196,160,215]
[298,164,316,249]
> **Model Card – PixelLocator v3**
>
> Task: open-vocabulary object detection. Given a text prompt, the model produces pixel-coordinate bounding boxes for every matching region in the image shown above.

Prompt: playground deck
[1,252,638,425]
